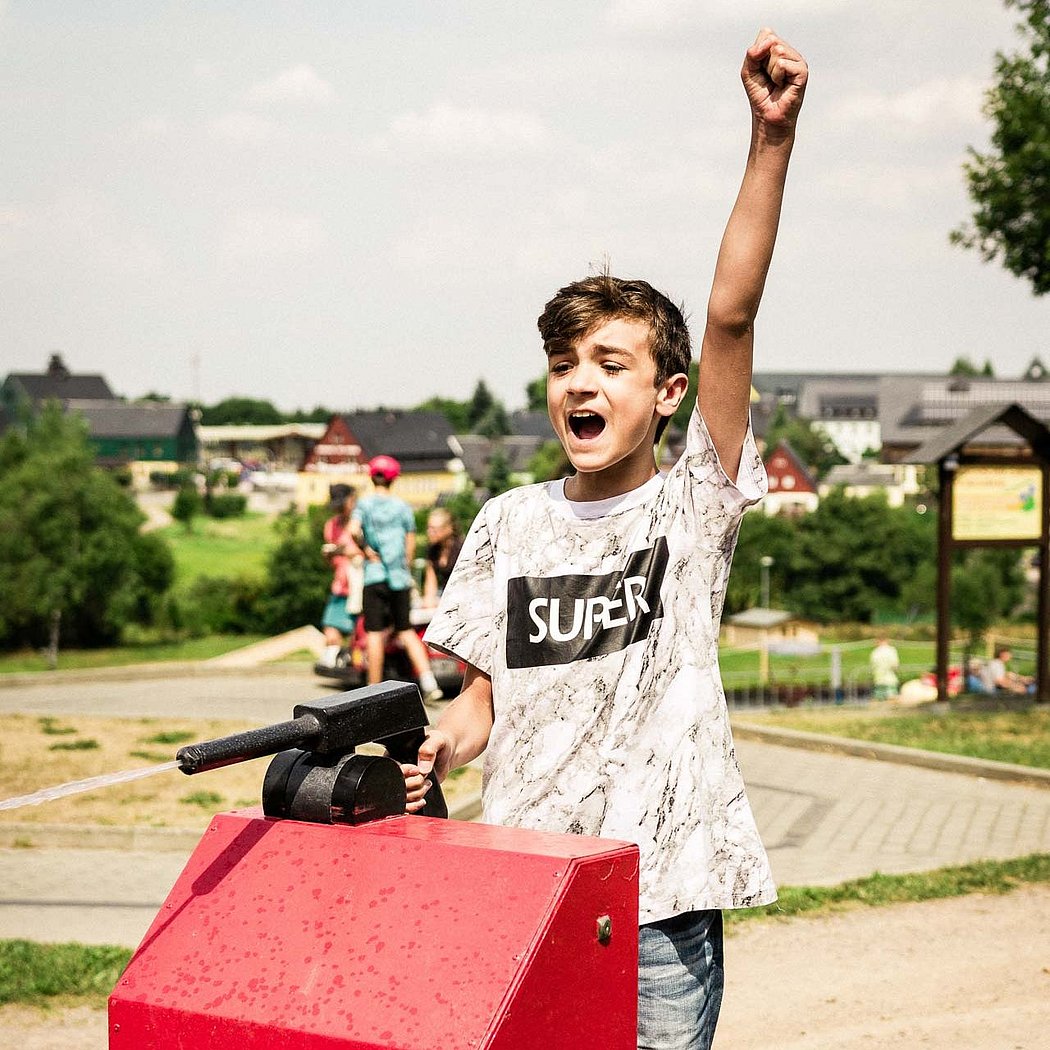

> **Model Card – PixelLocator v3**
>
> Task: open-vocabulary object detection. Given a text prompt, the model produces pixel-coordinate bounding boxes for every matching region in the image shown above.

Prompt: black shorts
[361,582,413,633]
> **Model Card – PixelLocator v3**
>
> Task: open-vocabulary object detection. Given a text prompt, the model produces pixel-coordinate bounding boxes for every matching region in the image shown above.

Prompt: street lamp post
[760,555,774,609]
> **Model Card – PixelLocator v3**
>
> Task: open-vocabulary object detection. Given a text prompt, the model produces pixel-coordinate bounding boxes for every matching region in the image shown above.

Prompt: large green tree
[952,0,1050,294]
[0,405,174,657]
[729,491,938,623]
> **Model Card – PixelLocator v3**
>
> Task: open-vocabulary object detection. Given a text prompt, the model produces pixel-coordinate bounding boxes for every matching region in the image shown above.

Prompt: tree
[199,397,283,426]
[467,381,496,430]
[476,402,511,439]
[171,484,203,532]
[950,356,996,378]
[528,440,570,482]
[525,374,547,412]
[257,507,331,634]
[728,490,938,624]
[952,0,1050,295]
[0,404,174,657]
[414,396,472,433]
[484,448,514,497]
[763,404,847,480]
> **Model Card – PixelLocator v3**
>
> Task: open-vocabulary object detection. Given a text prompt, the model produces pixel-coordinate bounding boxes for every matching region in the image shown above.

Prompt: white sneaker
[319,645,341,668]
[423,686,445,704]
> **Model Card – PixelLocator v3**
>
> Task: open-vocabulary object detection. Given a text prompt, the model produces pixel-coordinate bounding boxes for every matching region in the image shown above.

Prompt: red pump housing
[109,809,639,1049]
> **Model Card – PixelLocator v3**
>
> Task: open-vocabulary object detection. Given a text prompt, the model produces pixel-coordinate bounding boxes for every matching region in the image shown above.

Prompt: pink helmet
[367,454,401,481]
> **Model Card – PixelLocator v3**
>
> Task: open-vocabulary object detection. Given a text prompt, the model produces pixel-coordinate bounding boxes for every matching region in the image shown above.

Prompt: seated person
[980,648,1034,695]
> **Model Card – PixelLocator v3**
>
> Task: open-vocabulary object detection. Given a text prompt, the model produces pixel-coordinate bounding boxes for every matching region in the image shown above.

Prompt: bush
[257,507,331,633]
[149,469,194,490]
[175,574,266,635]
[206,493,248,519]
[171,485,203,531]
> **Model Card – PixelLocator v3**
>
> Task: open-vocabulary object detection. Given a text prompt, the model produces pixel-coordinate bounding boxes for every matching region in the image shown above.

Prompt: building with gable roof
[762,439,819,516]
[299,409,463,509]
[1,356,197,484]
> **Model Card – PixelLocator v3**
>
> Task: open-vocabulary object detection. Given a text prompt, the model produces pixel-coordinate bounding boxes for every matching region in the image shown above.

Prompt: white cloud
[813,159,964,210]
[245,64,335,106]
[5,191,165,276]
[0,204,27,229]
[207,111,278,146]
[606,0,843,33]
[830,77,987,130]
[373,103,552,157]
[216,207,326,273]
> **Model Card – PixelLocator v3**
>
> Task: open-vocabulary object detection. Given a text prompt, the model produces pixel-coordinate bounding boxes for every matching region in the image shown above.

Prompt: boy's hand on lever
[401,728,453,813]
[742,28,808,132]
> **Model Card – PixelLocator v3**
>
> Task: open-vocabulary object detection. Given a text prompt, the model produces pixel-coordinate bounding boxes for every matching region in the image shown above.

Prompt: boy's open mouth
[569,411,606,441]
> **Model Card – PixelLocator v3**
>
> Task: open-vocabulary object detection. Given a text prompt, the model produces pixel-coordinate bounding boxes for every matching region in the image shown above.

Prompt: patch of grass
[727,853,1050,927]
[47,739,99,752]
[180,790,223,809]
[746,705,1050,769]
[37,718,76,736]
[159,513,278,594]
[0,940,132,1007]
[128,750,174,763]
[0,634,269,675]
[142,731,195,746]
[719,640,951,689]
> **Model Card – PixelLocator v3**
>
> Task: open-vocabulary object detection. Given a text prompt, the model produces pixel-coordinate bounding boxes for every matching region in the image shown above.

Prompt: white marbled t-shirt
[424,406,776,921]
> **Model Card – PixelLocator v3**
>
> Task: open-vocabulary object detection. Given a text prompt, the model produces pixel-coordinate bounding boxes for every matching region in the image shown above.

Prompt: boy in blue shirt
[353,455,443,702]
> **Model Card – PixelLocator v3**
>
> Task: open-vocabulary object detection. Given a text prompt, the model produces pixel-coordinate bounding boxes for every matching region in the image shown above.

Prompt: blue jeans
[637,910,724,1050]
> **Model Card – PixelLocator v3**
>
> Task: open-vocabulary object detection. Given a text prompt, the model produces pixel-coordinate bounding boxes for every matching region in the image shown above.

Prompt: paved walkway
[1,669,1048,947]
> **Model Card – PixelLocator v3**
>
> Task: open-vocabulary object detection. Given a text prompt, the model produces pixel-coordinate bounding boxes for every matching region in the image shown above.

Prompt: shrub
[206,493,248,519]
[177,574,266,635]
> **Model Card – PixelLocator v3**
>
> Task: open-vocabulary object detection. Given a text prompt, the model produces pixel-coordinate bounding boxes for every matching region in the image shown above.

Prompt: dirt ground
[5,885,1047,1049]
[0,713,480,836]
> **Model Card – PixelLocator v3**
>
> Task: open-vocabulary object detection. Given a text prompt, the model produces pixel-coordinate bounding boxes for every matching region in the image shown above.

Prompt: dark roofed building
[306,410,457,474]
[1,354,115,414]
[301,409,462,509]
[457,434,552,488]
[64,399,198,468]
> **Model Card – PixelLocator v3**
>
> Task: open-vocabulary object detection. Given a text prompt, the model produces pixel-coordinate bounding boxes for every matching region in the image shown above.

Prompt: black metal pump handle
[177,713,321,775]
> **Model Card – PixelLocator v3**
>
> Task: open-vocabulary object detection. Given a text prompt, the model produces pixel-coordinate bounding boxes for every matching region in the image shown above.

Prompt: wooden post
[1038,462,1050,702]
[936,461,954,703]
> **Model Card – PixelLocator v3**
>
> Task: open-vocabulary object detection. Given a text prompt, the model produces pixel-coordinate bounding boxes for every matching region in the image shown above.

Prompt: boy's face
[546,317,686,495]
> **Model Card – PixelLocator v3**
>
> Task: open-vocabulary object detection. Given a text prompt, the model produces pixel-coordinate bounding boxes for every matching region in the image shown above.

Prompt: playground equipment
[109,681,640,1049]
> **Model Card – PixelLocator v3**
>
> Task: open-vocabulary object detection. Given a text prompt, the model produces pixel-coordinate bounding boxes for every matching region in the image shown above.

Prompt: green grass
[158,512,279,594]
[727,853,1050,927]
[719,640,954,688]
[3,854,1045,1007]
[0,634,268,674]
[0,940,132,1007]
[180,790,223,809]
[719,637,1038,690]
[746,705,1050,769]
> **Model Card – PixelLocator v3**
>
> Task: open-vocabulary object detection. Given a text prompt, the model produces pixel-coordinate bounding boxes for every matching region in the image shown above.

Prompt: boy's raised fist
[742,28,808,130]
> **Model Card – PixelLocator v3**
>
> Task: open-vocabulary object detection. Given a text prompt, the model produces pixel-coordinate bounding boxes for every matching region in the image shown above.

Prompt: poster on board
[952,466,1043,541]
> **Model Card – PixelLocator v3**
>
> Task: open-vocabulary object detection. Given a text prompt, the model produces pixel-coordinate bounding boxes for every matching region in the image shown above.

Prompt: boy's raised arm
[699,28,807,481]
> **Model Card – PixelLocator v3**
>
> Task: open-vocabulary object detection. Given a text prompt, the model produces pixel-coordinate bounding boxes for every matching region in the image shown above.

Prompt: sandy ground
[5,885,1047,1049]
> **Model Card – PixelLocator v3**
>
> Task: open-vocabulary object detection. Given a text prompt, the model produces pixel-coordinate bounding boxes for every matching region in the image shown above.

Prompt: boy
[352,455,444,702]
[404,28,807,1049]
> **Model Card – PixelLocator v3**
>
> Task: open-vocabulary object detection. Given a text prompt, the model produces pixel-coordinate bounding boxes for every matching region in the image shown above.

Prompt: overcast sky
[2,1,1047,412]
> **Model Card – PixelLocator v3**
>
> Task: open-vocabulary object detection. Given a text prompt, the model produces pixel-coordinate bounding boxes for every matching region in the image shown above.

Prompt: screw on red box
[111,682,640,1048]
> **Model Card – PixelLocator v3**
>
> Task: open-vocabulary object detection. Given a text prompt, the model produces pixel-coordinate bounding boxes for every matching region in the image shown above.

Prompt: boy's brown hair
[537,273,691,441]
